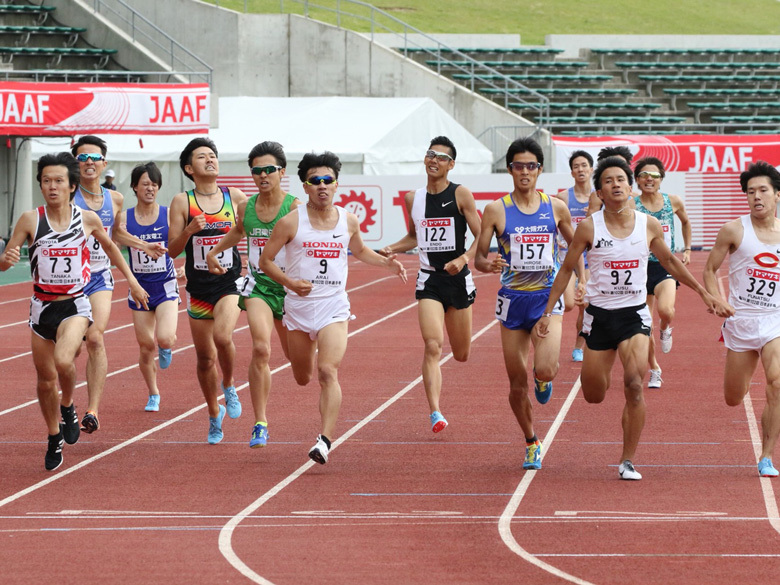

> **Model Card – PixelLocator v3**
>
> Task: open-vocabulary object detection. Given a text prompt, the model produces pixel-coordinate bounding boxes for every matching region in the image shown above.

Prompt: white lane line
[498,376,595,585]
[743,392,780,535]
[0,281,416,508]
[217,319,499,585]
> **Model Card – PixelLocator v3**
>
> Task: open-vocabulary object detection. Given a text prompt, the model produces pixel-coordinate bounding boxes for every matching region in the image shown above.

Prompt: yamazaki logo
[754,252,780,268]
[41,247,77,257]
[250,238,267,247]
[747,267,780,281]
[421,219,452,227]
[604,260,639,269]
[520,234,550,243]
[306,250,340,259]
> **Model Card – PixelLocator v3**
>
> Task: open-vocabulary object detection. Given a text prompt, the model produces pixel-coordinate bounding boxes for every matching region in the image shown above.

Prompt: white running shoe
[648,368,662,389]
[659,326,673,353]
[308,435,329,464]
[619,459,642,480]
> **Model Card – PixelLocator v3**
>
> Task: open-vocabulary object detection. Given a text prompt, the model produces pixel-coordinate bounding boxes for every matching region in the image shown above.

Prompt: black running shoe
[45,432,64,471]
[60,403,80,445]
[81,411,99,434]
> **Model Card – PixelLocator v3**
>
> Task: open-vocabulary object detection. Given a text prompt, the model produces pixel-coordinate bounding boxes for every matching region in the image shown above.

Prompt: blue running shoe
[208,404,226,444]
[222,384,242,419]
[430,411,448,433]
[158,347,172,369]
[249,423,268,448]
[534,373,553,405]
[572,348,583,362]
[145,395,160,412]
[758,457,779,478]
[523,441,542,470]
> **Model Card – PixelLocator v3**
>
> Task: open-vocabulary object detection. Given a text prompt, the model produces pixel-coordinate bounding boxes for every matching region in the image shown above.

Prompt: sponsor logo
[594,238,613,248]
[302,241,345,249]
[754,252,780,268]
[306,250,341,259]
[747,267,780,281]
[41,247,77,257]
[421,218,452,228]
[604,260,640,269]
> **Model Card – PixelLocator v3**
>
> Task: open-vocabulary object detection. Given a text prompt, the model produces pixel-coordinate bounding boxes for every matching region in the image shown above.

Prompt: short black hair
[634,156,666,179]
[597,146,633,163]
[71,135,107,157]
[130,162,163,192]
[297,151,342,182]
[593,156,634,190]
[37,152,80,200]
[179,137,218,181]
[248,141,287,169]
[569,150,593,169]
[505,137,544,168]
[740,161,780,193]
[429,136,456,160]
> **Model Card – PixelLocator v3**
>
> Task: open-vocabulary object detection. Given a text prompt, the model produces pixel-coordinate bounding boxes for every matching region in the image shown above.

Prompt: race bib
[662,223,672,248]
[130,247,166,274]
[495,293,510,322]
[510,233,554,272]
[87,226,110,266]
[602,259,643,296]
[248,236,266,271]
[38,246,82,285]
[740,266,780,309]
[418,218,455,252]
[302,248,343,287]
[193,235,232,271]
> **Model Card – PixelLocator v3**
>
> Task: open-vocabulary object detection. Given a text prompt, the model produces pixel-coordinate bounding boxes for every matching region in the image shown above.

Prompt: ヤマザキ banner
[0,82,209,135]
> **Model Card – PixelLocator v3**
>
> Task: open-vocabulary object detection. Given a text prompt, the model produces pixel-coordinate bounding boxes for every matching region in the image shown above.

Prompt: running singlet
[634,193,674,262]
[497,192,559,292]
[243,193,296,286]
[411,182,469,274]
[728,215,780,314]
[73,186,114,273]
[586,210,649,309]
[29,205,91,300]
[183,187,241,290]
[284,206,349,300]
[126,206,175,283]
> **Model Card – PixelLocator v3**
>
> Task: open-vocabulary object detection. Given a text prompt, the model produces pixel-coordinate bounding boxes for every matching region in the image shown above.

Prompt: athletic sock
[525,435,538,445]
[256,421,267,427]
[320,434,332,450]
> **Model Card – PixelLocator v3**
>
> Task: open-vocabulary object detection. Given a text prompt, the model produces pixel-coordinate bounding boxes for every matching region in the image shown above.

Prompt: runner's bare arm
[474,200,507,274]
[703,220,740,300]
[445,184,481,274]
[671,194,693,265]
[0,210,35,271]
[206,199,247,275]
[258,211,312,296]
[167,192,204,259]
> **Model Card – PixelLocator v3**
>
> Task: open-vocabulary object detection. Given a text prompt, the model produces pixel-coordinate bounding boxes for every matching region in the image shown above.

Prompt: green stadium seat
[0,25,86,47]
[0,46,117,68]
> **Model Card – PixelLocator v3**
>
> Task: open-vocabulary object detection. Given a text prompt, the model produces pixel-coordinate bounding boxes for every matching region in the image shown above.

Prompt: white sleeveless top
[728,215,780,315]
[586,210,649,309]
[284,205,349,300]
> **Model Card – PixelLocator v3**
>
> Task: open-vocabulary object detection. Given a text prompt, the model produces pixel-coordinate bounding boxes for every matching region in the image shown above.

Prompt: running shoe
[648,369,662,389]
[80,411,100,434]
[45,432,64,471]
[158,347,173,369]
[523,441,543,470]
[659,327,673,354]
[222,384,242,419]
[145,395,160,412]
[60,403,80,445]
[249,423,268,448]
[758,457,779,478]
[207,404,226,445]
[308,435,329,464]
[430,410,448,433]
[534,373,553,404]
[571,348,584,362]
[619,459,642,480]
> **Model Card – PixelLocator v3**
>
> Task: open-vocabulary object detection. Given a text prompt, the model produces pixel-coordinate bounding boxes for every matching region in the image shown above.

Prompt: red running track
[0,252,779,584]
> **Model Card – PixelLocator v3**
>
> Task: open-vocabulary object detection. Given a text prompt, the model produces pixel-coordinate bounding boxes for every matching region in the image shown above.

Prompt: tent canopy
[30,96,493,176]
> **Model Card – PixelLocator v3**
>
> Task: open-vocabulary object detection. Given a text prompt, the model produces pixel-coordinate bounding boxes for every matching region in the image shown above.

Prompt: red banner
[553,135,780,173]
[0,82,209,136]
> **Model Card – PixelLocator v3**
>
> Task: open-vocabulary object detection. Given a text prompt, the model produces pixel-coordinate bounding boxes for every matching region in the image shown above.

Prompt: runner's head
[593,156,633,191]
[71,135,107,158]
[297,151,341,182]
[569,150,593,170]
[505,137,544,168]
[179,137,218,181]
[633,157,666,180]
[597,146,633,164]
[740,161,780,194]
[429,136,456,161]
[37,152,80,200]
[130,162,163,201]
[248,141,286,169]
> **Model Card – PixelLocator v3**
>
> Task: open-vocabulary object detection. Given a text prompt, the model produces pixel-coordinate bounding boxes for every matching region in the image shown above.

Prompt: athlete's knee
[137,337,156,355]
[508,384,530,406]
[251,340,272,366]
[85,329,105,352]
[195,353,217,372]
[624,377,644,405]
[157,333,176,350]
[534,362,559,382]
[423,337,443,359]
[766,378,780,403]
[317,363,339,387]
[452,344,470,362]
[293,370,312,386]
[658,305,675,324]
[213,331,234,352]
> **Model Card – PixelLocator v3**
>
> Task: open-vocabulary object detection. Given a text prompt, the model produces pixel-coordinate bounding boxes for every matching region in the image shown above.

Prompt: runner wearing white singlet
[537,156,732,481]
[704,161,780,478]
[259,151,407,465]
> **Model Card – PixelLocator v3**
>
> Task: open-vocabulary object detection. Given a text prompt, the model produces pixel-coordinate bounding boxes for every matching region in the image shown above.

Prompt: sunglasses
[509,161,542,171]
[637,171,662,179]
[76,153,105,162]
[425,150,453,163]
[251,165,282,176]
[304,175,336,186]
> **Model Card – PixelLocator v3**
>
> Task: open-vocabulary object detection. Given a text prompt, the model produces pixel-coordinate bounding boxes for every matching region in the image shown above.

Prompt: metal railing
[208,0,550,126]
[87,0,212,84]
[0,69,210,83]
